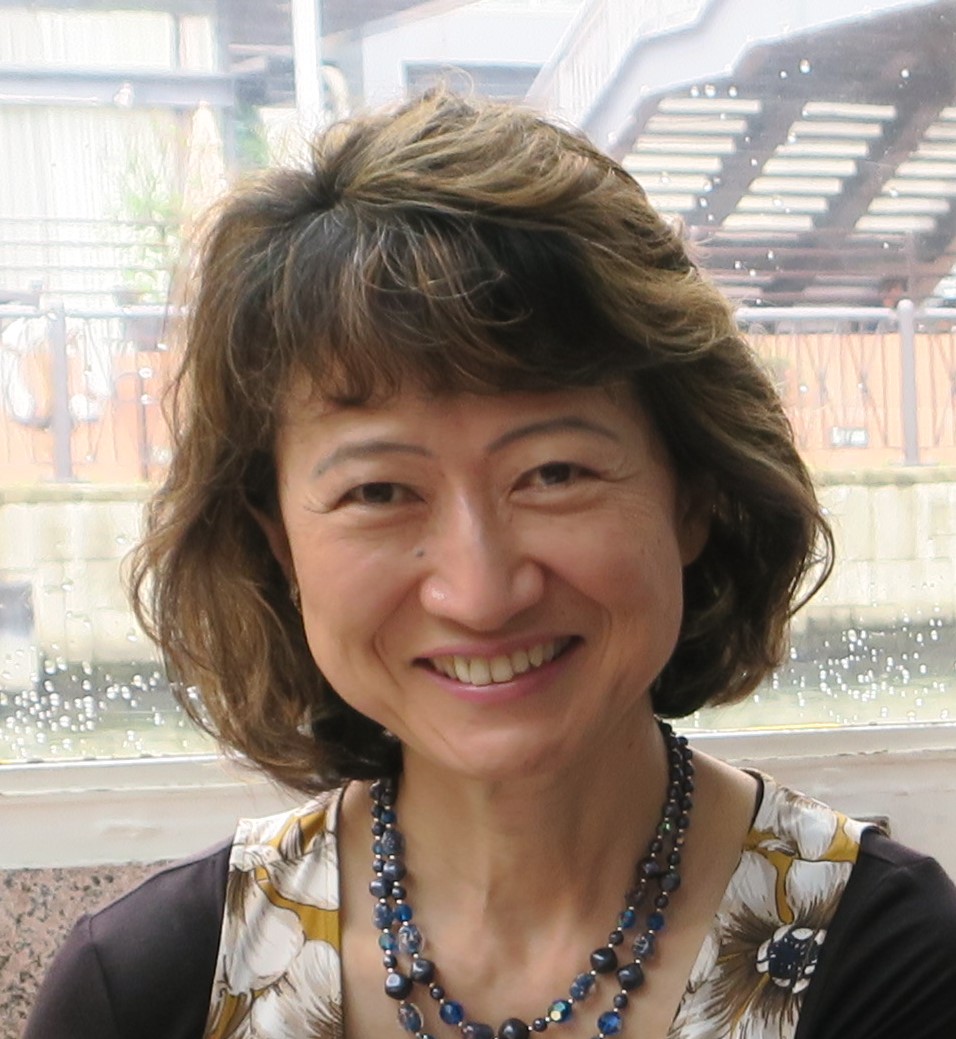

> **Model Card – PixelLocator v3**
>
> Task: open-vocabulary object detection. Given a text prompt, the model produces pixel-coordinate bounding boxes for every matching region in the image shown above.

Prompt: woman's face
[261,383,709,782]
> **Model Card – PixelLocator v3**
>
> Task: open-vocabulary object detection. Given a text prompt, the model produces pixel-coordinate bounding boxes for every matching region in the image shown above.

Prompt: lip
[416,636,580,704]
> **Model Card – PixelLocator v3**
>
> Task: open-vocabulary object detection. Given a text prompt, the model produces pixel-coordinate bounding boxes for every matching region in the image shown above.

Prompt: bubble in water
[799,58,811,74]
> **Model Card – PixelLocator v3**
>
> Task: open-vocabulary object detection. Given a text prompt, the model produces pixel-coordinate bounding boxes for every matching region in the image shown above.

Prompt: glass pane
[2,0,954,763]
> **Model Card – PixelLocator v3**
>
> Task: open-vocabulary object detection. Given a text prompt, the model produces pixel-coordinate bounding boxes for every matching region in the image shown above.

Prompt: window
[1,0,953,783]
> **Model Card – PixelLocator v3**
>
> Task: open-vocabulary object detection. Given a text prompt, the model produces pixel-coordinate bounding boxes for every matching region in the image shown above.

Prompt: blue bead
[569,973,594,1000]
[547,1000,573,1023]
[381,809,396,824]
[499,1019,530,1039]
[632,933,655,958]
[373,840,384,855]
[618,908,636,929]
[369,878,390,899]
[531,1019,548,1032]
[597,1011,622,1035]
[398,924,423,954]
[373,903,393,928]
[395,903,414,922]
[440,1001,465,1025]
[379,933,397,951]
[398,1003,423,1032]
[647,912,665,933]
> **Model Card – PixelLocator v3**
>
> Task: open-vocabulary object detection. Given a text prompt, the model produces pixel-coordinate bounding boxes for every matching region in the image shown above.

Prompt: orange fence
[2,304,956,484]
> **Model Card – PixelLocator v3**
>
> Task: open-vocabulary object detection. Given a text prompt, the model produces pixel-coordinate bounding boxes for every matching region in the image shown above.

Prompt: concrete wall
[2,471,955,674]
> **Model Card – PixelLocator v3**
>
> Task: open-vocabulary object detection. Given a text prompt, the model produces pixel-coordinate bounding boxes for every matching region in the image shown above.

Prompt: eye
[342,482,415,506]
[527,462,587,487]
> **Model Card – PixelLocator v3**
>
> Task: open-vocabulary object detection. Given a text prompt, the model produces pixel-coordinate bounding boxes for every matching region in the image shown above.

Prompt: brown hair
[130,91,832,793]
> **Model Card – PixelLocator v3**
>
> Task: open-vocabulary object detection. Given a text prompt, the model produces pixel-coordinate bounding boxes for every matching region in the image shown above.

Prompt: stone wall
[2,472,954,670]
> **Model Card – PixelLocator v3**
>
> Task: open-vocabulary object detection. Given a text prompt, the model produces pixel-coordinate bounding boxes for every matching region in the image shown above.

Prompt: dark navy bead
[371,820,385,837]
[678,813,691,829]
[632,933,655,958]
[499,1019,531,1039]
[647,912,665,933]
[379,783,397,806]
[461,1022,495,1039]
[381,829,405,855]
[410,957,435,983]
[569,973,594,1000]
[398,1003,423,1032]
[667,850,681,866]
[547,1000,573,1023]
[612,993,629,1010]
[395,903,414,923]
[590,947,618,973]
[373,856,385,873]
[617,961,645,991]
[392,883,407,900]
[597,1010,622,1035]
[655,893,670,910]
[660,868,681,893]
[373,840,384,855]
[607,929,624,946]
[369,877,390,898]
[439,1001,465,1025]
[382,859,407,883]
[385,971,412,1000]
[383,953,397,969]
[641,859,662,878]
[531,1018,549,1032]
[381,809,397,824]
[429,984,445,1000]
[373,903,393,928]
[379,933,397,951]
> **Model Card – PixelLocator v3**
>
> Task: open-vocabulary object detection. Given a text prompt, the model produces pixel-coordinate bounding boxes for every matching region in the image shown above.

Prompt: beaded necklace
[368,720,694,1039]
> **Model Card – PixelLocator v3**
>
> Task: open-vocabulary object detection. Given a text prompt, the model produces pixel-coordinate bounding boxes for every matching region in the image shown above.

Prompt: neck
[390,710,671,931]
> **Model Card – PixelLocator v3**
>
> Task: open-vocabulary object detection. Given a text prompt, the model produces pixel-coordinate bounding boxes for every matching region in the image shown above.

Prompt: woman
[26,92,956,1039]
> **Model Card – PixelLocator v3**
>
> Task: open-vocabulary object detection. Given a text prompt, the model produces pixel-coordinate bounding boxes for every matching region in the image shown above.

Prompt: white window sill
[3,723,955,874]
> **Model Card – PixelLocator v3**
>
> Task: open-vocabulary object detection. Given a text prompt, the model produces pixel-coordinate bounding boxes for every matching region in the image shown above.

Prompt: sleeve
[796,830,956,1039]
[24,839,231,1039]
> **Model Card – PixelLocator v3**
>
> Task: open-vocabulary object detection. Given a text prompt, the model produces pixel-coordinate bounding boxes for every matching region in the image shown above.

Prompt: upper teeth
[431,639,569,686]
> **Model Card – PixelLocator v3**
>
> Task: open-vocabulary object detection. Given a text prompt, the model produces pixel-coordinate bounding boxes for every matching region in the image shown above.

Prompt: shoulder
[797,829,956,1038]
[25,839,231,1039]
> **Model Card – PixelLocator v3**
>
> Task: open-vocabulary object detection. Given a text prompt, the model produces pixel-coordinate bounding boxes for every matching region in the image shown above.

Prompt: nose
[418,498,545,631]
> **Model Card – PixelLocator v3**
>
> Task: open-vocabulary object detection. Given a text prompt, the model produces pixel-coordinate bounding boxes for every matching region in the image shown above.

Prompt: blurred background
[1,0,955,756]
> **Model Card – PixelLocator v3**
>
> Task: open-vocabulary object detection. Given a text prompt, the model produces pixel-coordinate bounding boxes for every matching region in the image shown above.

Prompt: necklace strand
[368,720,694,1039]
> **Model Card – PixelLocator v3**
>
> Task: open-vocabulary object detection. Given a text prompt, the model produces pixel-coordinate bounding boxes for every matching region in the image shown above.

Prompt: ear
[249,504,294,579]
[676,479,714,566]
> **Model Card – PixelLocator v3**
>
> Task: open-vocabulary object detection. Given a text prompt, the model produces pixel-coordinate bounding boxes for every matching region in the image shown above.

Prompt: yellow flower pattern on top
[203,776,869,1039]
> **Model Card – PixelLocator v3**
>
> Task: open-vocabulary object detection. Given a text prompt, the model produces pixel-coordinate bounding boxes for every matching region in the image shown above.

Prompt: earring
[289,578,301,612]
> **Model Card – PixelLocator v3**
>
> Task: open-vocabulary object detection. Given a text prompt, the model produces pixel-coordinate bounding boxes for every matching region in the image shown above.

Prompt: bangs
[267,205,646,406]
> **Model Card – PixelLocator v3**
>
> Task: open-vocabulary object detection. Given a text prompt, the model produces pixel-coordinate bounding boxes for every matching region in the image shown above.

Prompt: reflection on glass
[1,0,954,760]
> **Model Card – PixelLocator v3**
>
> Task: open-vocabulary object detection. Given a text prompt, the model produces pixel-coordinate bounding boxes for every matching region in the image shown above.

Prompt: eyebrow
[310,415,620,477]
[311,441,431,477]
[486,416,622,452]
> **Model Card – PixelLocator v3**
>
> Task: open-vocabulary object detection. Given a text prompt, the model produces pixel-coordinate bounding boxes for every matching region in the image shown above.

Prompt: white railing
[527,0,706,125]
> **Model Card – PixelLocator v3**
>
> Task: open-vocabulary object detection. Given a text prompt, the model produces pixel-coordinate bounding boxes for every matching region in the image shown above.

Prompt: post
[48,301,74,481]
[291,0,324,131]
[897,298,920,466]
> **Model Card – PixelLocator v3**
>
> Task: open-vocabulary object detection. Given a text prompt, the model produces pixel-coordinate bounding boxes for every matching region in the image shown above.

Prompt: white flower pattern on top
[203,776,868,1039]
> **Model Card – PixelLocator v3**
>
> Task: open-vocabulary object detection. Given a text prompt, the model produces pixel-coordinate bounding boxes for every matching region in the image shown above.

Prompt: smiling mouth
[427,637,575,686]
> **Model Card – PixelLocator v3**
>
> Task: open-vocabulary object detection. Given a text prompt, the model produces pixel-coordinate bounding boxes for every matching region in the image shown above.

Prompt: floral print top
[203,775,870,1039]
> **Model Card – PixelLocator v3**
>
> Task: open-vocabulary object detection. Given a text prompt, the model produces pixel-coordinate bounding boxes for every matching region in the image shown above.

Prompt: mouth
[426,637,576,687]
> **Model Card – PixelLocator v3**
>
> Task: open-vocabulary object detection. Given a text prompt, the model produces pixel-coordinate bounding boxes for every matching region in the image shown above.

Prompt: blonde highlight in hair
[130,91,831,792]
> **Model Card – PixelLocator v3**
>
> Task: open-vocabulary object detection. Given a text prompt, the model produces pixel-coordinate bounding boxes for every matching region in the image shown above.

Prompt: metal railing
[2,301,955,484]
[737,302,956,468]
[0,303,173,484]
